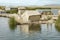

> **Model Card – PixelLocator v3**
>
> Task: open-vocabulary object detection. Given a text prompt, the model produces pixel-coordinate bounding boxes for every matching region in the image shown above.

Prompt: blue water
[0,17,60,40]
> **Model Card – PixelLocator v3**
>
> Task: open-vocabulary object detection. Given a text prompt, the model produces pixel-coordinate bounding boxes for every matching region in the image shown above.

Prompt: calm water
[0,17,60,40]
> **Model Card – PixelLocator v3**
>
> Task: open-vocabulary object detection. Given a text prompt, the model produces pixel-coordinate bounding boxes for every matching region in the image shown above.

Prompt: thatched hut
[29,15,41,22]
[41,11,53,15]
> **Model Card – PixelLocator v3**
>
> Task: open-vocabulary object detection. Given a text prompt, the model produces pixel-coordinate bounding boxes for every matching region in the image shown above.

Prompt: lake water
[0,17,60,40]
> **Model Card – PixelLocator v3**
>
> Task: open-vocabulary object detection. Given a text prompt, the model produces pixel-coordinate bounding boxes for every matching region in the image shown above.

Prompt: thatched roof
[41,11,53,15]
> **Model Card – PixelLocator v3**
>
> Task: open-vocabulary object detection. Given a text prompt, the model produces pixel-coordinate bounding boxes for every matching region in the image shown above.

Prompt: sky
[0,0,60,6]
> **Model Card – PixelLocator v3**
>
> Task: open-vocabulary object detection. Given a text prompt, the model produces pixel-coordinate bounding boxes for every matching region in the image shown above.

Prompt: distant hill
[45,4,60,6]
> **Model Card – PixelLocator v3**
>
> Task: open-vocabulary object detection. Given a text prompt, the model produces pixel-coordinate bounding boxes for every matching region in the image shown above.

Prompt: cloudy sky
[0,0,60,6]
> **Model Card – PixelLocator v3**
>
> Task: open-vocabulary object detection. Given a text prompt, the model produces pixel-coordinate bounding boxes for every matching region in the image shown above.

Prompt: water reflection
[8,17,17,31]
[46,23,53,32]
[29,24,41,32]
[20,25,29,33]
[55,15,60,32]
[19,24,41,34]
[55,25,60,32]
[8,17,60,34]
[41,23,56,34]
